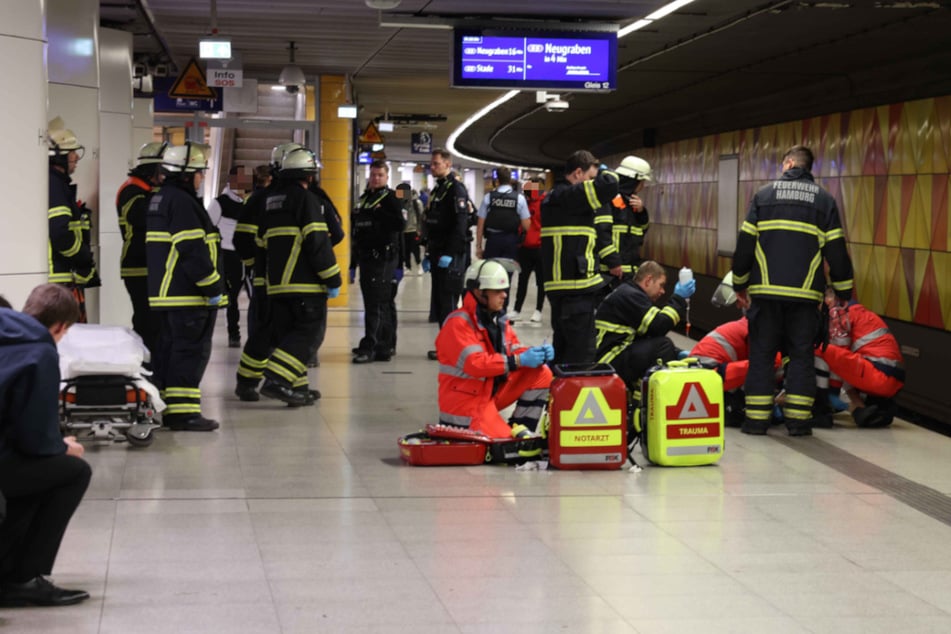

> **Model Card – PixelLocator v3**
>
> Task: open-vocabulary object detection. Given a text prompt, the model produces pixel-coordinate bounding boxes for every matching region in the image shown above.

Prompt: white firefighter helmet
[615,155,652,181]
[278,147,319,174]
[47,117,84,158]
[136,141,168,167]
[465,259,510,291]
[161,142,210,173]
[711,271,737,308]
[270,142,303,168]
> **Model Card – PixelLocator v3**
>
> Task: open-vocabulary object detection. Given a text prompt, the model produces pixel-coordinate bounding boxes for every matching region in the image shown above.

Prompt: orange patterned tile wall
[630,95,951,330]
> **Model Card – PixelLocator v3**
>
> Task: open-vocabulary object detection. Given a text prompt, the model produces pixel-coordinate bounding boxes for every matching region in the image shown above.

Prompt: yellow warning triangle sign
[169,58,217,99]
[359,122,383,144]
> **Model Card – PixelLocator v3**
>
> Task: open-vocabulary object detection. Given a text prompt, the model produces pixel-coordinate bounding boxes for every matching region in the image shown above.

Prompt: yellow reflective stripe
[120,267,148,278]
[544,276,603,292]
[264,227,301,239]
[292,376,309,388]
[660,306,681,324]
[237,366,263,379]
[265,359,297,383]
[593,214,612,224]
[319,264,341,279]
[241,258,255,266]
[802,250,823,292]
[598,246,615,258]
[48,206,72,219]
[60,232,83,257]
[267,284,330,294]
[281,234,303,287]
[172,228,204,244]
[748,285,822,301]
[159,249,179,297]
[301,222,328,238]
[196,271,221,287]
[785,394,814,407]
[164,387,201,397]
[598,343,628,365]
[272,348,307,374]
[74,269,95,284]
[165,404,202,414]
[235,223,258,234]
[740,220,758,236]
[146,231,172,242]
[541,226,597,238]
[583,181,600,211]
[49,272,74,283]
[826,228,845,241]
[552,234,563,283]
[67,220,83,230]
[733,271,749,285]
[754,243,769,286]
[149,296,214,307]
[757,219,821,236]
[831,279,853,291]
[240,353,268,369]
[594,320,634,335]
[637,307,660,335]
[745,395,773,406]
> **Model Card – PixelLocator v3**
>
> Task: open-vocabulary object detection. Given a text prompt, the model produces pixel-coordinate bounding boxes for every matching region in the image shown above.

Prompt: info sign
[207,54,243,88]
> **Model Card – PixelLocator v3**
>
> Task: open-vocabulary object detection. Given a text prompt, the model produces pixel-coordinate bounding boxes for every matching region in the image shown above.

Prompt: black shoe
[787,421,813,436]
[740,419,769,435]
[235,384,260,402]
[351,347,360,354]
[853,405,892,428]
[353,353,374,364]
[374,352,392,362]
[427,350,438,361]
[260,379,310,406]
[811,413,834,428]
[164,415,220,432]
[286,387,320,408]
[0,576,89,607]
[228,337,241,348]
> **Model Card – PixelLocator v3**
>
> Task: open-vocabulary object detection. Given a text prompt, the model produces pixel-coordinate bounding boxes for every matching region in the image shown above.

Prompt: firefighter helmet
[615,155,652,181]
[278,147,319,175]
[269,142,303,169]
[136,141,168,166]
[465,259,510,291]
[47,117,84,158]
[161,142,210,173]
[711,271,737,308]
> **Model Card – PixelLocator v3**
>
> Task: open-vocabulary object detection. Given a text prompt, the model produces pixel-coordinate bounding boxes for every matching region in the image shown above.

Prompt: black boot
[260,378,311,407]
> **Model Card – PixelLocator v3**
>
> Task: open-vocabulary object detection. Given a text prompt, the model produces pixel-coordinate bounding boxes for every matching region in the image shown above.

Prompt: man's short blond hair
[633,260,665,284]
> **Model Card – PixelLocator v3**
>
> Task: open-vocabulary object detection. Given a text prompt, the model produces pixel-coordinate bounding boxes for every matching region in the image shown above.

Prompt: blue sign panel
[153,77,222,113]
[452,29,617,92]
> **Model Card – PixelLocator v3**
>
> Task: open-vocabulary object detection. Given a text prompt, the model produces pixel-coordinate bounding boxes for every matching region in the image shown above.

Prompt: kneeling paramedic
[435,259,554,440]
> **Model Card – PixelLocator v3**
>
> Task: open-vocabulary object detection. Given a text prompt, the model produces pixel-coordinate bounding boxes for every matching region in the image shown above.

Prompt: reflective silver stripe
[445,310,475,329]
[456,344,483,371]
[865,355,902,368]
[519,388,548,403]
[851,328,889,352]
[439,364,481,380]
[709,331,738,362]
[512,405,544,422]
[439,412,472,427]
[814,356,830,388]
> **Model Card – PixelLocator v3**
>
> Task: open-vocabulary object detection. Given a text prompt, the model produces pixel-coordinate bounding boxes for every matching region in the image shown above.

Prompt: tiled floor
[7,273,951,633]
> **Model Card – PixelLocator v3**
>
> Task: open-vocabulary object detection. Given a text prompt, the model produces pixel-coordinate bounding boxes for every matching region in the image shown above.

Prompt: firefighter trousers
[237,289,273,388]
[550,293,598,365]
[154,309,217,419]
[264,296,326,389]
[123,276,160,361]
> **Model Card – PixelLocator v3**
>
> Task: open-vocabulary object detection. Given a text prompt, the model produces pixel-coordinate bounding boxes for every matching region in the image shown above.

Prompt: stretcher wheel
[125,429,154,448]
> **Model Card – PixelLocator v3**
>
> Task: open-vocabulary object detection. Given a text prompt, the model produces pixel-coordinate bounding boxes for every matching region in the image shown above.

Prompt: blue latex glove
[673,278,696,299]
[207,294,224,306]
[393,267,404,283]
[421,258,431,273]
[519,347,547,368]
[327,286,340,299]
[348,268,356,284]
[541,344,555,362]
[677,349,690,360]
[828,391,848,412]
[438,255,452,269]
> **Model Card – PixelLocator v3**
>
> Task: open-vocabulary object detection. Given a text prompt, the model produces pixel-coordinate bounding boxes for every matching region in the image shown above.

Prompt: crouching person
[0,284,91,607]
[435,259,553,439]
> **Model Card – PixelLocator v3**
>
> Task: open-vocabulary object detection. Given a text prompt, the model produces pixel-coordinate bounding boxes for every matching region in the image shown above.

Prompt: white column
[47,0,101,320]
[0,1,48,307]
[98,27,134,326]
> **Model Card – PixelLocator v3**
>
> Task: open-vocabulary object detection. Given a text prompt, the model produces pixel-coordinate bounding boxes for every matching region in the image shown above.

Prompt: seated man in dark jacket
[0,284,91,607]
[595,260,695,391]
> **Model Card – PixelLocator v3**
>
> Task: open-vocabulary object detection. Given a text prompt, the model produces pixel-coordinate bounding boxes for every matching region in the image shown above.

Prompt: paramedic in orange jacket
[435,259,554,439]
[691,317,751,392]
[815,289,904,427]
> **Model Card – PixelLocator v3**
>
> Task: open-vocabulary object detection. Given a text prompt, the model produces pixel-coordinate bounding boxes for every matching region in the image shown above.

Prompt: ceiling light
[199,37,231,59]
[338,105,358,119]
[378,121,395,132]
[645,0,696,21]
[365,0,402,8]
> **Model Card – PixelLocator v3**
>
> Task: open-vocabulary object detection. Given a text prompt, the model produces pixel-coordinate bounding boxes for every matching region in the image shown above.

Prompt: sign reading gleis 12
[451,28,617,92]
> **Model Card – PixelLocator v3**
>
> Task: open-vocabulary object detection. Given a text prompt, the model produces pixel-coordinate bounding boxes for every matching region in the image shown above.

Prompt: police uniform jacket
[732,167,853,303]
[258,180,341,296]
[353,186,405,260]
[146,179,225,310]
[48,167,96,286]
[424,173,470,260]
[599,192,649,276]
[595,281,686,364]
[540,169,619,296]
[116,173,153,279]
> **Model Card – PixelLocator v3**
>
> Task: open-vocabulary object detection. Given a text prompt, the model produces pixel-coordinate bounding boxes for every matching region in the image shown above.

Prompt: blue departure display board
[451,28,617,92]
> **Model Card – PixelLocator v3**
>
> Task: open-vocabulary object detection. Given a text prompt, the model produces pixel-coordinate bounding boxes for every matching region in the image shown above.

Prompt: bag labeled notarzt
[634,359,724,467]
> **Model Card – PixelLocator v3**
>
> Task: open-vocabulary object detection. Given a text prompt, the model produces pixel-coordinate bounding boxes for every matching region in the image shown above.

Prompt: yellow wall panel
[902,176,932,250]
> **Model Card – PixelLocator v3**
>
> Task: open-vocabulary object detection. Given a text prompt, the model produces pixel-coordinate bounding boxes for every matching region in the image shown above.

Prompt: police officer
[595,261,693,391]
[256,147,341,406]
[47,118,100,322]
[423,148,471,359]
[541,150,620,364]
[475,166,529,261]
[599,155,651,287]
[352,160,404,364]
[234,143,300,400]
[732,145,854,436]
[116,141,167,357]
[146,142,224,432]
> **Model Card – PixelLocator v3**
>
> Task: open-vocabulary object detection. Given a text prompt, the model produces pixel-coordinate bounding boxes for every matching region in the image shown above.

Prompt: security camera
[545,99,569,113]
[133,63,146,78]
[285,84,300,94]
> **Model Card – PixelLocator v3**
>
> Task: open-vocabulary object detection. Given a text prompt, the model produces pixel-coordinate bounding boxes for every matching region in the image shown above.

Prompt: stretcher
[57,324,163,447]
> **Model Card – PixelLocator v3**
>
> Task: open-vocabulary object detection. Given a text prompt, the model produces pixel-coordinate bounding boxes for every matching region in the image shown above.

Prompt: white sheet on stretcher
[57,324,166,412]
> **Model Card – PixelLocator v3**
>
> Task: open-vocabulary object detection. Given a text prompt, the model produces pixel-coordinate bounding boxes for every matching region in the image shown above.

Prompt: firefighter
[595,260,694,395]
[116,141,167,357]
[423,148,471,360]
[732,145,854,436]
[233,143,300,401]
[541,150,621,364]
[256,147,341,406]
[599,155,651,287]
[435,259,554,439]
[146,142,224,432]
[814,288,904,428]
[352,159,405,364]
[47,118,100,322]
